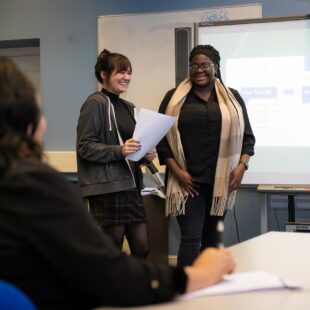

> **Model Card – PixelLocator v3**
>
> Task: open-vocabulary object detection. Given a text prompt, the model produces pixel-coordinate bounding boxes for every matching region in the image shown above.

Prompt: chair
[0,280,36,310]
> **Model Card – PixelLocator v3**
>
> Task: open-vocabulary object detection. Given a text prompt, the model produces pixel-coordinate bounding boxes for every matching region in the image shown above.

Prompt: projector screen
[196,16,310,185]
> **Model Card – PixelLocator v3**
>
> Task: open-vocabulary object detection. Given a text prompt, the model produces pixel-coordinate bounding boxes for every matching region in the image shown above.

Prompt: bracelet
[239,159,249,170]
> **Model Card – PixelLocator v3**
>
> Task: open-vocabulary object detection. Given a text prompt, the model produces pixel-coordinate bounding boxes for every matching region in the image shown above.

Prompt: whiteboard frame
[98,4,262,113]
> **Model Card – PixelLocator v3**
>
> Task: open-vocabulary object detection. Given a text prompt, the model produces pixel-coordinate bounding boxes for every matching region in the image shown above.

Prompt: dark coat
[76,92,141,197]
[0,159,186,309]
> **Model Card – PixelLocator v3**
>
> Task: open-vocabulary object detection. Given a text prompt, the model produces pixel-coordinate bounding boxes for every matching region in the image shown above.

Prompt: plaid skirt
[88,188,146,227]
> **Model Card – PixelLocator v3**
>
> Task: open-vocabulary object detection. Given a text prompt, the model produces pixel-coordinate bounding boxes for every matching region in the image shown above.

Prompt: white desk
[98,232,310,310]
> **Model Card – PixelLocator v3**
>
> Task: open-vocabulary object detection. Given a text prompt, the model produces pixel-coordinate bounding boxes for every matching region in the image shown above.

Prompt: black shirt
[178,89,221,183]
[101,88,135,141]
[157,86,255,185]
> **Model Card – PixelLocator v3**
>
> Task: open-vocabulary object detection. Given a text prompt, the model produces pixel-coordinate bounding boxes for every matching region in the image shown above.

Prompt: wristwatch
[239,159,249,170]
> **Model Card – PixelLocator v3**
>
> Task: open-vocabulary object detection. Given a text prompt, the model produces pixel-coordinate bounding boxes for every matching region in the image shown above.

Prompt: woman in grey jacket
[76,49,156,258]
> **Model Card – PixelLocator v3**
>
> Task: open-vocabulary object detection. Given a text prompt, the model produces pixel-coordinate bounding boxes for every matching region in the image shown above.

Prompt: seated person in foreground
[0,57,235,310]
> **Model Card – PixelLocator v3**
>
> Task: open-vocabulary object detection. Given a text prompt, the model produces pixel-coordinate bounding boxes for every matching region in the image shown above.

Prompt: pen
[216,220,225,248]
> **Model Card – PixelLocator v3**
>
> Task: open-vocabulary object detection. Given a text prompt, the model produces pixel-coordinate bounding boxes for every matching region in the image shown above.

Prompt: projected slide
[197,17,310,184]
[226,56,310,147]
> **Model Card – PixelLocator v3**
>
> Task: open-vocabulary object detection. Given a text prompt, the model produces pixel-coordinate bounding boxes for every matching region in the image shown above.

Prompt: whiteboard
[98,4,262,112]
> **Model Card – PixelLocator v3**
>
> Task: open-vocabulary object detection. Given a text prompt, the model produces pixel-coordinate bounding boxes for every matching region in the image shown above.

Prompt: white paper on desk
[127,108,176,162]
[181,271,301,300]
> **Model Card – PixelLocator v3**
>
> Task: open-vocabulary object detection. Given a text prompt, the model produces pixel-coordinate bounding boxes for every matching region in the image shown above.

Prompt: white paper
[127,108,176,161]
[181,271,301,300]
[141,187,166,199]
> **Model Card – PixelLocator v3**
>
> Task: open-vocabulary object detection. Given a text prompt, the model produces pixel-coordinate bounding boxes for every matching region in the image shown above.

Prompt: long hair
[0,57,42,175]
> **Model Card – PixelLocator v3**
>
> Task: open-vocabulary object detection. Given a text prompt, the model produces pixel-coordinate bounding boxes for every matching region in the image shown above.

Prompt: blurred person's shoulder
[6,158,79,197]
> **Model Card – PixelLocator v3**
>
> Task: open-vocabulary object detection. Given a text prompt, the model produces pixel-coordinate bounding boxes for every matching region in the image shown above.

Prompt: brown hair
[0,57,42,174]
[95,49,132,84]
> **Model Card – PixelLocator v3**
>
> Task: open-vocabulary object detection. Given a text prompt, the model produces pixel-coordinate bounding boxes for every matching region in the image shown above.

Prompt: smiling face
[189,54,218,88]
[103,68,132,95]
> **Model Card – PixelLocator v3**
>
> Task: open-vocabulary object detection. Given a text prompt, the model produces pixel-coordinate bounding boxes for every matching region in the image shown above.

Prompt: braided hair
[95,49,132,84]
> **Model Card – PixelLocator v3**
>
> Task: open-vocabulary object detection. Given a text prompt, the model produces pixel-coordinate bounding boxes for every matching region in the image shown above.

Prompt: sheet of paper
[127,108,176,161]
[180,271,301,300]
[141,187,166,199]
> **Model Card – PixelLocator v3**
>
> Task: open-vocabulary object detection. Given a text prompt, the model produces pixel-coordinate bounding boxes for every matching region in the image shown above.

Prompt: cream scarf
[164,78,245,216]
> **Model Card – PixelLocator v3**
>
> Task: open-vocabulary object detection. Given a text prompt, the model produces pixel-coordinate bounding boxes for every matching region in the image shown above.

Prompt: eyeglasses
[189,62,217,71]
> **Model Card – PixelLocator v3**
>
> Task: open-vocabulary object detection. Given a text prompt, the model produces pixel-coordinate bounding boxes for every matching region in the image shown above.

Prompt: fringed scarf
[164,78,245,216]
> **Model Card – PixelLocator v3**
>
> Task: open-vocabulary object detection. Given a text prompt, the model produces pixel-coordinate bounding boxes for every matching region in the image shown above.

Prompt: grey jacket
[76,92,137,198]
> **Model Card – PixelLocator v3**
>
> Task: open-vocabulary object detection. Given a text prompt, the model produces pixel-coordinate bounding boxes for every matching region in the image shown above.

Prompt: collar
[101,88,120,101]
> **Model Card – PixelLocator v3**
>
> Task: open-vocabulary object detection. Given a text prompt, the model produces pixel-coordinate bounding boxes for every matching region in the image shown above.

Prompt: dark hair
[189,45,223,81]
[95,49,132,84]
[0,57,42,174]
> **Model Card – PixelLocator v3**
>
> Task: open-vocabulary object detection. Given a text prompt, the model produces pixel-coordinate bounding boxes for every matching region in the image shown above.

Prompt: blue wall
[1,0,310,252]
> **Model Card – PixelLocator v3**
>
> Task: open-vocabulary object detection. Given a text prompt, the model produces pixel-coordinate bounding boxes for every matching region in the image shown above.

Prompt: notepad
[181,271,301,300]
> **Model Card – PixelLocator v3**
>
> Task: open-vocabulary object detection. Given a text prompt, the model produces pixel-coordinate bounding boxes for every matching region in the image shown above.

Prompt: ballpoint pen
[216,220,225,248]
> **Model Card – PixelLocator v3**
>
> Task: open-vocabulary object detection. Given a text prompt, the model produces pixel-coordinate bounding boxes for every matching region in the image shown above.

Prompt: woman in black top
[0,57,235,310]
[76,50,156,258]
[157,45,255,267]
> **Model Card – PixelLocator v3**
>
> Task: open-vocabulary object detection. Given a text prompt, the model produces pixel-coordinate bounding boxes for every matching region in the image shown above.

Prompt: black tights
[103,223,150,259]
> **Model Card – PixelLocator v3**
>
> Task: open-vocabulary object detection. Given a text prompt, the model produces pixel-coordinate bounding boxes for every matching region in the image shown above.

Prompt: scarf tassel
[166,192,188,216]
[210,191,237,216]
[210,196,227,216]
